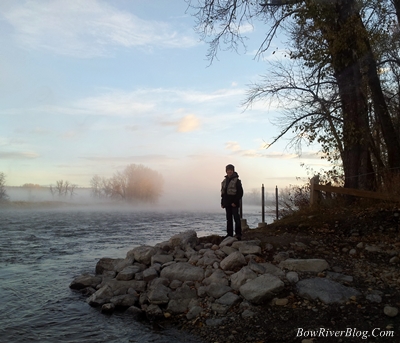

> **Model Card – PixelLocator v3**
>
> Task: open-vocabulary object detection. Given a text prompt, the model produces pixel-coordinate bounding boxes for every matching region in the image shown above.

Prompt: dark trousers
[225,205,242,237]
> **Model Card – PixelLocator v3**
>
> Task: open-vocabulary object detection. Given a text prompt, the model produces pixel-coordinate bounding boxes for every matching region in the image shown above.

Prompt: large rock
[239,274,285,304]
[169,230,198,249]
[95,257,124,275]
[248,260,266,274]
[232,240,260,249]
[167,284,197,313]
[220,251,247,271]
[145,304,163,318]
[69,274,102,290]
[116,265,142,281]
[110,294,139,308]
[203,269,229,286]
[114,257,135,273]
[197,250,220,266]
[259,263,285,277]
[147,283,170,305]
[206,282,232,299]
[231,240,261,255]
[126,305,145,320]
[238,244,262,255]
[87,285,114,306]
[216,292,241,306]
[219,236,237,247]
[296,278,360,304]
[279,258,330,272]
[126,246,158,265]
[100,279,147,293]
[160,262,204,282]
[151,254,174,265]
[142,267,159,282]
[230,266,257,290]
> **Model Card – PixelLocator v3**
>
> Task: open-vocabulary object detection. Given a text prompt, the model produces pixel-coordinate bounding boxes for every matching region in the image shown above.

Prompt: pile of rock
[69,230,376,322]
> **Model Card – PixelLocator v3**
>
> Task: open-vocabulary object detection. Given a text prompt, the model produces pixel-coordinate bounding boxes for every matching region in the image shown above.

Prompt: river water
[0,207,272,343]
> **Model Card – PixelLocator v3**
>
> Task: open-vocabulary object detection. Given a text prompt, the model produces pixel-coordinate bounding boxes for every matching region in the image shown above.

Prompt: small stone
[332,266,343,273]
[384,306,398,317]
[241,309,255,318]
[302,339,316,343]
[389,256,399,264]
[365,245,380,252]
[286,271,299,284]
[366,294,382,303]
[275,298,289,306]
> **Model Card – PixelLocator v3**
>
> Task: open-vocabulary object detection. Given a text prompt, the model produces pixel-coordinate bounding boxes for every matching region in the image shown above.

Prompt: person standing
[221,164,244,240]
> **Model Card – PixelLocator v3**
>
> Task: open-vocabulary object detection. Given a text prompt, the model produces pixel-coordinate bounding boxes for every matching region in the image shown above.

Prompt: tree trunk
[361,35,400,173]
[320,0,375,190]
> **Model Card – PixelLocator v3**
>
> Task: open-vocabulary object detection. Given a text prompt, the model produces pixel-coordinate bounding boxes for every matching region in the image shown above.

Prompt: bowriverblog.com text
[296,327,394,340]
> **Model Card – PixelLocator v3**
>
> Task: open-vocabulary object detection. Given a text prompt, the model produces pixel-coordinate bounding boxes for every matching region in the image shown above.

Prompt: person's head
[226,164,235,177]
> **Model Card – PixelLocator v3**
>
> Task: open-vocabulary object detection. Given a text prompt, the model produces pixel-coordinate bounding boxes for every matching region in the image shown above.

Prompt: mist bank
[2,186,222,212]
[3,186,273,215]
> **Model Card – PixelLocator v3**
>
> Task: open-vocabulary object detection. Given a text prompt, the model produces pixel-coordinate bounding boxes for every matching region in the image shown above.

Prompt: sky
[0,0,329,207]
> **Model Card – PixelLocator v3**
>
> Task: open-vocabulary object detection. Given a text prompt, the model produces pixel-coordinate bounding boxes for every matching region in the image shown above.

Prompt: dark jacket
[221,172,244,207]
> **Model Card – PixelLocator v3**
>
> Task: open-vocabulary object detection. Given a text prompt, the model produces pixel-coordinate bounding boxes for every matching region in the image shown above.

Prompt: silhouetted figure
[221,164,244,240]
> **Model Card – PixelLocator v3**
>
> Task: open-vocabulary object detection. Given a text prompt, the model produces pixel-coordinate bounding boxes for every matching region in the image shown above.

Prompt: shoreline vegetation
[69,200,400,343]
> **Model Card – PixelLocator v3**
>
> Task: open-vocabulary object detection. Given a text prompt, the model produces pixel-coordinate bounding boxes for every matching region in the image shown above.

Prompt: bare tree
[90,175,103,198]
[68,184,77,199]
[51,180,76,198]
[90,164,164,204]
[187,0,400,190]
[0,172,9,202]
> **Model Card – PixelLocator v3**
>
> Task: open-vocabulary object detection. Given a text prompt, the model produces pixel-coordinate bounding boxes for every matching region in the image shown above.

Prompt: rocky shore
[70,205,400,343]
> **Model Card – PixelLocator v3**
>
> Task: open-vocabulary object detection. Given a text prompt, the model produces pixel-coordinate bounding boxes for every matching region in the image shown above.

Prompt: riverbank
[70,203,400,342]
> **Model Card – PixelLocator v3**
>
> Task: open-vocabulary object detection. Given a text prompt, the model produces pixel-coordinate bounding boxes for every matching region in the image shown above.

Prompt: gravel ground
[166,203,400,343]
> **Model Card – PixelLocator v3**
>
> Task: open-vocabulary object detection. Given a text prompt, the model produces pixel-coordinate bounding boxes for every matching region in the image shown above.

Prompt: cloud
[0,151,39,159]
[162,114,201,132]
[176,88,244,104]
[125,125,139,132]
[2,0,198,58]
[80,154,175,163]
[226,141,322,160]
[2,87,245,122]
[73,91,156,117]
[30,127,51,135]
[61,131,79,139]
[263,151,322,160]
[225,141,241,152]
[178,114,200,132]
[225,141,262,158]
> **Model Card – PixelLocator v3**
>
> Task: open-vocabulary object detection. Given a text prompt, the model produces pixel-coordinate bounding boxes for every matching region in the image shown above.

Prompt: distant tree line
[90,164,163,204]
[243,188,272,206]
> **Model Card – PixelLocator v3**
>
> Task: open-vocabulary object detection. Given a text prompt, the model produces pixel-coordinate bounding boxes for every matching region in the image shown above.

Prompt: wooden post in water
[239,199,249,230]
[262,184,265,223]
[258,184,267,228]
[275,185,279,221]
[310,175,320,206]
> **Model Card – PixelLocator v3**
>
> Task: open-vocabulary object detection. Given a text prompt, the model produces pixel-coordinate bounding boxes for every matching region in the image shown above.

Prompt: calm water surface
[0,207,269,343]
